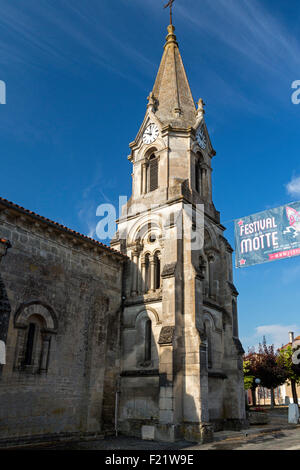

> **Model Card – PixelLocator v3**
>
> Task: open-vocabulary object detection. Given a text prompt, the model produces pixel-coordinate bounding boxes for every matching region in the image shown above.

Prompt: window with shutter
[148,155,158,192]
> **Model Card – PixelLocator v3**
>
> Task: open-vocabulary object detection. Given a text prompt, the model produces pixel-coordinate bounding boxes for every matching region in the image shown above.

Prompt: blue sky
[1,0,300,350]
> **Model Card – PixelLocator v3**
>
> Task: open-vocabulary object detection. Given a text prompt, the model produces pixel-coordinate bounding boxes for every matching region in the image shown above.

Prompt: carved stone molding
[120,369,159,377]
[158,326,175,345]
[161,262,177,279]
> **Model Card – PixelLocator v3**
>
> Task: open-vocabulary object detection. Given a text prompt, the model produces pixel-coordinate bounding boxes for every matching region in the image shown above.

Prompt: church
[0,20,247,446]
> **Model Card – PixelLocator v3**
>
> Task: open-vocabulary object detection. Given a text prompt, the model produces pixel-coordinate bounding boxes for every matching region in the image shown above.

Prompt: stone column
[201,164,211,201]
[149,255,156,292]
[131,250,139,296]
[156,326,176,442]
[142,163,147,194]
[141,259,146,294]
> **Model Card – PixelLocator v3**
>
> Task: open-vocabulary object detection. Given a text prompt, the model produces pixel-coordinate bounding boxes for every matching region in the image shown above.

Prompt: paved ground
[12,427,300,451]
[196,427,300,450]
[5,407,300,451]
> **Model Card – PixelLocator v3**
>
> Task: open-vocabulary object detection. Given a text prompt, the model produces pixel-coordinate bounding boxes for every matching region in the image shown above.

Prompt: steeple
[151,24,197,128]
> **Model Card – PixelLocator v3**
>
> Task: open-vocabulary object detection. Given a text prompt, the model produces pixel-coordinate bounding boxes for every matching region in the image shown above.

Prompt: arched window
[14,302,57,373]
[144,319,152,362]
[154,251,161,290]
[147,154,158,192]
[135,310,159,368]
[144,254,150,292]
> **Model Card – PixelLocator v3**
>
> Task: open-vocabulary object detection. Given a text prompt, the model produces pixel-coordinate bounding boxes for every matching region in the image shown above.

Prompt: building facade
[0,199,125,445]
[0,23,246,446]
[111,24,246,442]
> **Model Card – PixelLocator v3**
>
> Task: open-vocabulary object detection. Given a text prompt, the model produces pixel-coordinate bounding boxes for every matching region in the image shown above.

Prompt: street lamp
[255,378,261,408]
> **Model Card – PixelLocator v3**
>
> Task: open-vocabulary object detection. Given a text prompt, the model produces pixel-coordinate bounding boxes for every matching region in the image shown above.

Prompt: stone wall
[0,204,124,445]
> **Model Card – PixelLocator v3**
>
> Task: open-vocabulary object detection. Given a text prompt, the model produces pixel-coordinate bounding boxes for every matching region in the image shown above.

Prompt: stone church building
[0,23,246,446]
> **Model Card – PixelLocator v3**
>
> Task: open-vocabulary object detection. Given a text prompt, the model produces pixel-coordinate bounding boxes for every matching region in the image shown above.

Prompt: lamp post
[255,378,261,408]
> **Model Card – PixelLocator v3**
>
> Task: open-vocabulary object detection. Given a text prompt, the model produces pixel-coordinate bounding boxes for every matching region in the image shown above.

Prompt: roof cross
[164,0,175,25]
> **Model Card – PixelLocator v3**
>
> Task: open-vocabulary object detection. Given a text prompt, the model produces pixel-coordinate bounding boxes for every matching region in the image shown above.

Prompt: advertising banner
[235,201,300,268]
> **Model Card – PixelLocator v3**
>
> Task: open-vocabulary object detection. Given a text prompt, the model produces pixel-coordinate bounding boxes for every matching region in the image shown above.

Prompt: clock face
[143,123,159,145]
[196,126,207,149]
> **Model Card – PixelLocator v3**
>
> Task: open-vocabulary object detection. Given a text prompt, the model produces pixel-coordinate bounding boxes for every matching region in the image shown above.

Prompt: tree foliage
[255,341,288,390]
[243,339,288,392]
[278,345,300,384]
[243,359,255,390]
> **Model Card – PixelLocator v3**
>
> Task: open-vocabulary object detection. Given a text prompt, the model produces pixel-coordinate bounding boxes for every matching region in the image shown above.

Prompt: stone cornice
[161,125,195,138]
[124,293,162,307]
[161,262,177,279]
[120,369,159,377]
[0,197,126,263]
[208,371,227,379]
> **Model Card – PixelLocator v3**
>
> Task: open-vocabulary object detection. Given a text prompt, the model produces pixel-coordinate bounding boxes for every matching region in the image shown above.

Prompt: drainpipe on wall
[115,377,121,437]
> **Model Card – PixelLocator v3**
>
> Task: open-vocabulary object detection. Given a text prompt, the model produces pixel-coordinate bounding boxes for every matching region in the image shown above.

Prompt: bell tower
[111,22,247,443]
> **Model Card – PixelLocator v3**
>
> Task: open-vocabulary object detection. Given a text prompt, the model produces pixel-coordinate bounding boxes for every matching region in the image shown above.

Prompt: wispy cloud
[241,323,300,351]
[77,172,104,239]
[0,0,154,87]
[179,0,300,77]
[135,0,300,113]
[78,204,97,239]
[137,0,300,77]
[286,176,300,197]
[77,167,117,239]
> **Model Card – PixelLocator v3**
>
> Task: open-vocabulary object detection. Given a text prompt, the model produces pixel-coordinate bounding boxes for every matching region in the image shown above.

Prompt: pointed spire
[151,24,197,128]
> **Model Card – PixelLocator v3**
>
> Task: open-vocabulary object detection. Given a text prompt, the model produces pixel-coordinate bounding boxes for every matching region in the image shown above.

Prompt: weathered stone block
[141,425,155,440]
[248,411,270,425]
[288,404,299,424]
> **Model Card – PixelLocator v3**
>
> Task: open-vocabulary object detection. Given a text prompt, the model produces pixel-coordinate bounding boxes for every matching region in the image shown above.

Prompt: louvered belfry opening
[148,154,158,192]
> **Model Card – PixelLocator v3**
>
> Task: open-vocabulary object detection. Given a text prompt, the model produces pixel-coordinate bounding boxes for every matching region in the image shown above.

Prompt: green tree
[243,351,259,406]
[278,344,300,405]
[243,359,254,390]
[256,340,288,408]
